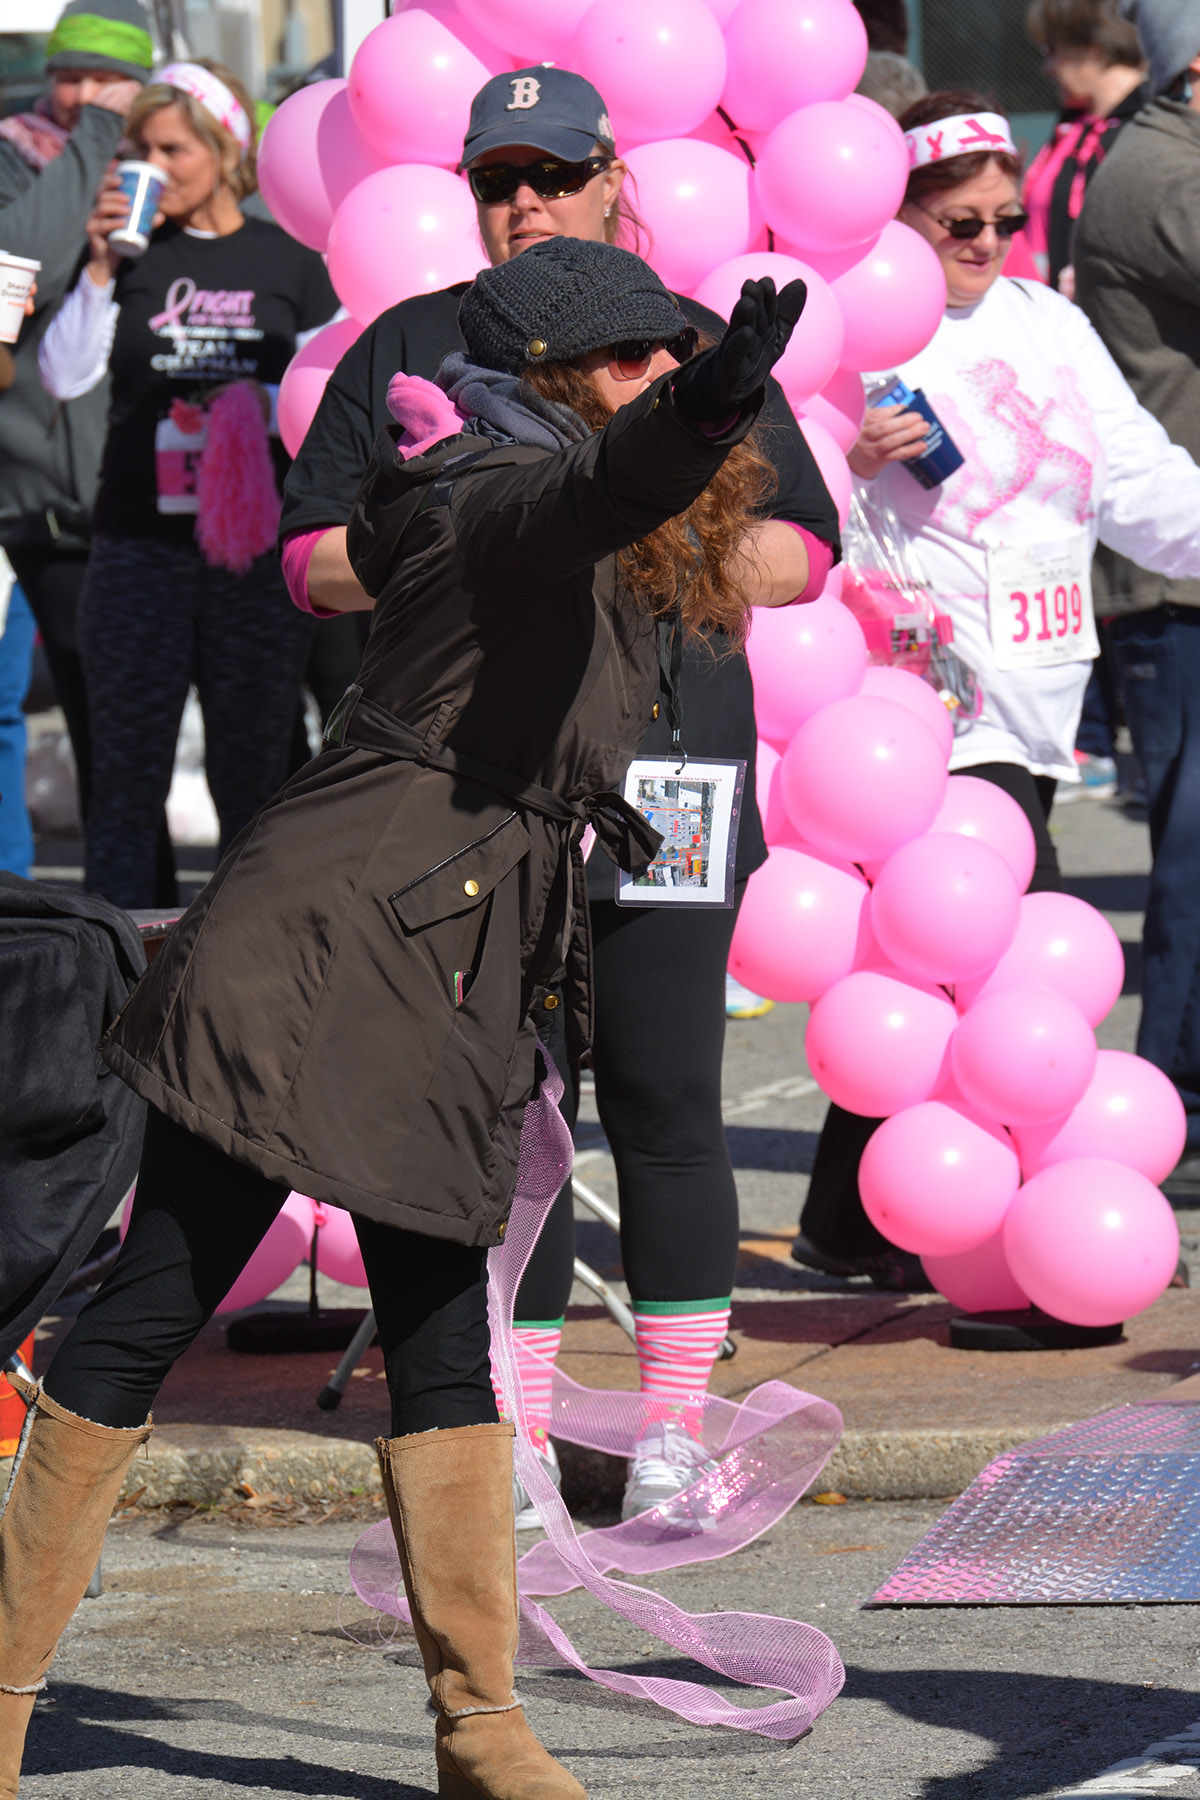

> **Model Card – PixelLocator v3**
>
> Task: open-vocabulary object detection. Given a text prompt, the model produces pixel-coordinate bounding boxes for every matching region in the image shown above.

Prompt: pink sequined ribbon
[350,1063,845,1739]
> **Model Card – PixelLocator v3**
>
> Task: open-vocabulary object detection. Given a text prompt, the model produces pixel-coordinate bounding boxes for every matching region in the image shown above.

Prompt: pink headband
[158,61,252,153]
[904,113,1016,169]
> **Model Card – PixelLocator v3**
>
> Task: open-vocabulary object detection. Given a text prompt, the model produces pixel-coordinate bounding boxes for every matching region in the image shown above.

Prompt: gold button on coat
[543,993,559,1010]
[651,702,660,720]
[463,879,479,897]
[528,337,547,357]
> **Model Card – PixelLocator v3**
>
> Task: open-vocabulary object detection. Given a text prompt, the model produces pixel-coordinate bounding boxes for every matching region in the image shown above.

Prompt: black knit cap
[458,238,690,376]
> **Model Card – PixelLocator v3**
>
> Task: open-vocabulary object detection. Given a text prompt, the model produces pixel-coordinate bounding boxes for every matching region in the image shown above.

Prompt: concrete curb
[95,1420,1074,1511]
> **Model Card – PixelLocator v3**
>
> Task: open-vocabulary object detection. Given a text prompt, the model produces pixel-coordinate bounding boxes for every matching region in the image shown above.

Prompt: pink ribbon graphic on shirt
[149,277,197,334]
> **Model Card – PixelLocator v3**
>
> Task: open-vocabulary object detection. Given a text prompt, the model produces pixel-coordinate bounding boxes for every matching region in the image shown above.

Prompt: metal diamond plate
[867,1403,1200,1606]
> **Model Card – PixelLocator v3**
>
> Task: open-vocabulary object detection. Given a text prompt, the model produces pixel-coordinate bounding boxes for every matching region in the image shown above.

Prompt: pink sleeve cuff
[282,528,340,618]
[781,521,836,603]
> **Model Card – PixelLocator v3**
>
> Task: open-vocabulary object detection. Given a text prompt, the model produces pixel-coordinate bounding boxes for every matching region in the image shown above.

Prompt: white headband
[158,61,252,153]
[904,113,1016,170]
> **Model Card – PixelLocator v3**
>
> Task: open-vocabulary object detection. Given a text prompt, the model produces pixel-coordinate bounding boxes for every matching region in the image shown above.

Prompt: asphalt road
[25,1497,1200,1800]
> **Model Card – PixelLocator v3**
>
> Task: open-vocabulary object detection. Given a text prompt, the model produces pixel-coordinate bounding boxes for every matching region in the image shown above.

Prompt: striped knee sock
[631,1299,732,1434]
[501,1320,563,1450]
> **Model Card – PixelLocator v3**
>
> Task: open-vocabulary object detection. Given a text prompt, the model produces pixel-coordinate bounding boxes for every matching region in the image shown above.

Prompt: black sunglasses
[607,328,699,379]
[914,201,1030,240]
[467,156,612,206]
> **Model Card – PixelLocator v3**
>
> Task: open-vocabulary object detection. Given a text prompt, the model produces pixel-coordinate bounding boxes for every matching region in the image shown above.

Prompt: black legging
[799,761,1063,1262]
[514,884,745,1319]
[44,1107,498,1436]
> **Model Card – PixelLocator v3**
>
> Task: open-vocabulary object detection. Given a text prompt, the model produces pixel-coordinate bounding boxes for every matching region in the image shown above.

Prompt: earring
[604,205,612,218]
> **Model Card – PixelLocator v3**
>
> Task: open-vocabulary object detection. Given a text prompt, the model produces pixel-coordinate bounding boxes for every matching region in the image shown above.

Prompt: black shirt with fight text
[94,216,337,542]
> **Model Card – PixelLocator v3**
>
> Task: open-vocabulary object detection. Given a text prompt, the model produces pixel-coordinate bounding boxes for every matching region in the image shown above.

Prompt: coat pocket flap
[389,811,532,931]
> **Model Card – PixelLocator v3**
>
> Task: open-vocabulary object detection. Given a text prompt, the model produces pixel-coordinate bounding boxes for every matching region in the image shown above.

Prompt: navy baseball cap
[459,66,616,169]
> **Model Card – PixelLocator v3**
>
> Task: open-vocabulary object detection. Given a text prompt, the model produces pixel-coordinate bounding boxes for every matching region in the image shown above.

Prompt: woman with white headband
[38,58,338,908]
[793,88,1200,1310]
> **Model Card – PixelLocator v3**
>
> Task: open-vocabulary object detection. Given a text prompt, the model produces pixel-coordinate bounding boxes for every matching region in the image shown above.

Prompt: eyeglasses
[467,156,612,206]
[606,328,699,379]
[913,201,1030,240]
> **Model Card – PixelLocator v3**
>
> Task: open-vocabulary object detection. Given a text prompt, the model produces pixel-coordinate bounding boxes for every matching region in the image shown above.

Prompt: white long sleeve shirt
[865,277,1200,779]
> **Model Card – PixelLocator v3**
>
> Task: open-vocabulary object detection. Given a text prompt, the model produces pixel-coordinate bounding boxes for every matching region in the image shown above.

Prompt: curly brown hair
[521,353,774,649]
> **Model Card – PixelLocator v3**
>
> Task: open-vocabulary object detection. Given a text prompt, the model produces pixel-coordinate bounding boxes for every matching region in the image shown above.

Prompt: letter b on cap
[507,76,541,110]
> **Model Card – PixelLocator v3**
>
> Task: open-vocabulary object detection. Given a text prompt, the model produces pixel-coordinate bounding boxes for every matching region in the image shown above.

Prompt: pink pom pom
[195,382,281,575]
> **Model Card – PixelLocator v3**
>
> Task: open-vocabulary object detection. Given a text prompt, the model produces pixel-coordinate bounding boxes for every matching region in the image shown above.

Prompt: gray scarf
[435,352,590,452]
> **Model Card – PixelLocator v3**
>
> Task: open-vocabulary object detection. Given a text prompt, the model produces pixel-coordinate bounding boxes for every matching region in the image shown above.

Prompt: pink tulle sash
[349,1063,845,1739]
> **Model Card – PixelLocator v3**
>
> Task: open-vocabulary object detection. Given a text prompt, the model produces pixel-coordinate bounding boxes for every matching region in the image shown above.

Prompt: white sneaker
[621,1421,719,1526]
[513,1436,561,1530]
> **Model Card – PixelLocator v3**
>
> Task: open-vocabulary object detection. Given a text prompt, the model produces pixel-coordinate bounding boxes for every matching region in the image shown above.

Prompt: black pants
[799,761,1063,1261]
[44,1108,497,1437]
[514,887,745,1320]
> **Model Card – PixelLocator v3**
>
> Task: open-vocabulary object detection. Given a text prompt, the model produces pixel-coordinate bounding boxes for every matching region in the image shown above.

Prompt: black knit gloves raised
[671,276,808,428]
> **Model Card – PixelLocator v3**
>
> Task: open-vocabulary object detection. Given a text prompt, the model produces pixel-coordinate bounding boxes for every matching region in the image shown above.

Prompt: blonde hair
[126,58,258,201]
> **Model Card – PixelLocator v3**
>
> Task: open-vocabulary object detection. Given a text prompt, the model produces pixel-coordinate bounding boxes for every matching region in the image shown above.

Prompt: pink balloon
[314,1203,369,1288]
[928,774,1036,895]
[745,592,866,742]
[697,0,740,20]
[1003,1159,1180,1327]
[954,892,1126,1026]
[870,833,1020,986]
[348,11,493,166]
[860,1101,1021,1256]
[721,0,868,131]
[923,1226,1030,1312]
[843,89,907,150]
[1015,1049,1188,1186]
[781,694,948,864]
[728,845,870,1003]
[831,220,948,371]
[623,139,759,292]
[806,970,957,1116]
[693,252,844,402]
[570,0,727,144]
[797,366,865,453]
[859,664,953,760]
[756,100,910,253]
[394,0,513,71]
[455,0,593,58]
[277,317,364,459]
[327,166,484,323]
[952,984,1097,1127]
[256,81,386,252]
[799,417,851,523]
[217,1192,315,1313]
[756,739,790,843]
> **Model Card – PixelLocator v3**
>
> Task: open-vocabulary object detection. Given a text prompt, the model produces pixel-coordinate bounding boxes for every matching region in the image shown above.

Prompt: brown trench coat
[103,378,759,1245]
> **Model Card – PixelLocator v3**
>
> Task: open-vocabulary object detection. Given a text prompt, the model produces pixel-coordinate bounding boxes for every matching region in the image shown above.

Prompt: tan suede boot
[376,1421,585,1800]
[0,1378,151,1798]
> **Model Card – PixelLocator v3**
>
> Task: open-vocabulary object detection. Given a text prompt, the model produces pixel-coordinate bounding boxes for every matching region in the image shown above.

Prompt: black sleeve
[279,287,466,542]
[293,242,340,333]
[677,292,841,560]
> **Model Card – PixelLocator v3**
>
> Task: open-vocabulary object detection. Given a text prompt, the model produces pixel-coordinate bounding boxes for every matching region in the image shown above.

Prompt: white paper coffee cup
[110,161,166,259]
[0,253,40,344]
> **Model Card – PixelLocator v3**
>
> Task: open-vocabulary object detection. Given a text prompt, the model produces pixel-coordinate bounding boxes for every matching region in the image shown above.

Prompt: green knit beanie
[45,0,154,83]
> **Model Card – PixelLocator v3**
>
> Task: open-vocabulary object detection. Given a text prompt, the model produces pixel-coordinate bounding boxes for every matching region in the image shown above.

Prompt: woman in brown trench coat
[0,240,804,1800]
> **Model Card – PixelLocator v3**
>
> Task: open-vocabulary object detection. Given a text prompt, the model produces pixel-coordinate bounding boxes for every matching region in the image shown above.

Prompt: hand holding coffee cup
[0,254,41,345]
[86,167,165,279]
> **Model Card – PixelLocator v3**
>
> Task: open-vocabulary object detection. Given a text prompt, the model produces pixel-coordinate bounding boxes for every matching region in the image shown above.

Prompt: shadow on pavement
[26,1683,428,1795]
[845,1662,1200,1800]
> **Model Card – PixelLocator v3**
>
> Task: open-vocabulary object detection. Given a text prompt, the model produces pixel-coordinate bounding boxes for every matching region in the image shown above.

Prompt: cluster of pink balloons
[260,0,948,466]
[732,599,1184,1329]
[121,1189,371,1311]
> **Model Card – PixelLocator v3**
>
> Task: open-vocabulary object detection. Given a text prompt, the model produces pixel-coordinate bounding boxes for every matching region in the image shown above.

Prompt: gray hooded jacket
[1074,99,1200,615]
[0,103,124,551]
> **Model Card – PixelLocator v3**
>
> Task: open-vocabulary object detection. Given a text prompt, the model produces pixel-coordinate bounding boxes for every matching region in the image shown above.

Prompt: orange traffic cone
[0,1339,34,1456]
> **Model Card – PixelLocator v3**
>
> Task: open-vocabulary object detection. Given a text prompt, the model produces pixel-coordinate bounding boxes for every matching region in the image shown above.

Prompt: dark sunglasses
[607,328,699,379]
[467,156,612,206]
[914,201,1030,240]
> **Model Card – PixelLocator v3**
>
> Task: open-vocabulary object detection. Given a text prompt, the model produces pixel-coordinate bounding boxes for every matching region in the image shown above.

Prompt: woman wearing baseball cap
[1,242,805,1800]
[281,66,840,1527]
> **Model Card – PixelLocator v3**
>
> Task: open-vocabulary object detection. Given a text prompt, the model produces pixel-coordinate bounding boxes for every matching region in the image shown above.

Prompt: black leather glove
[671,276,807,426]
